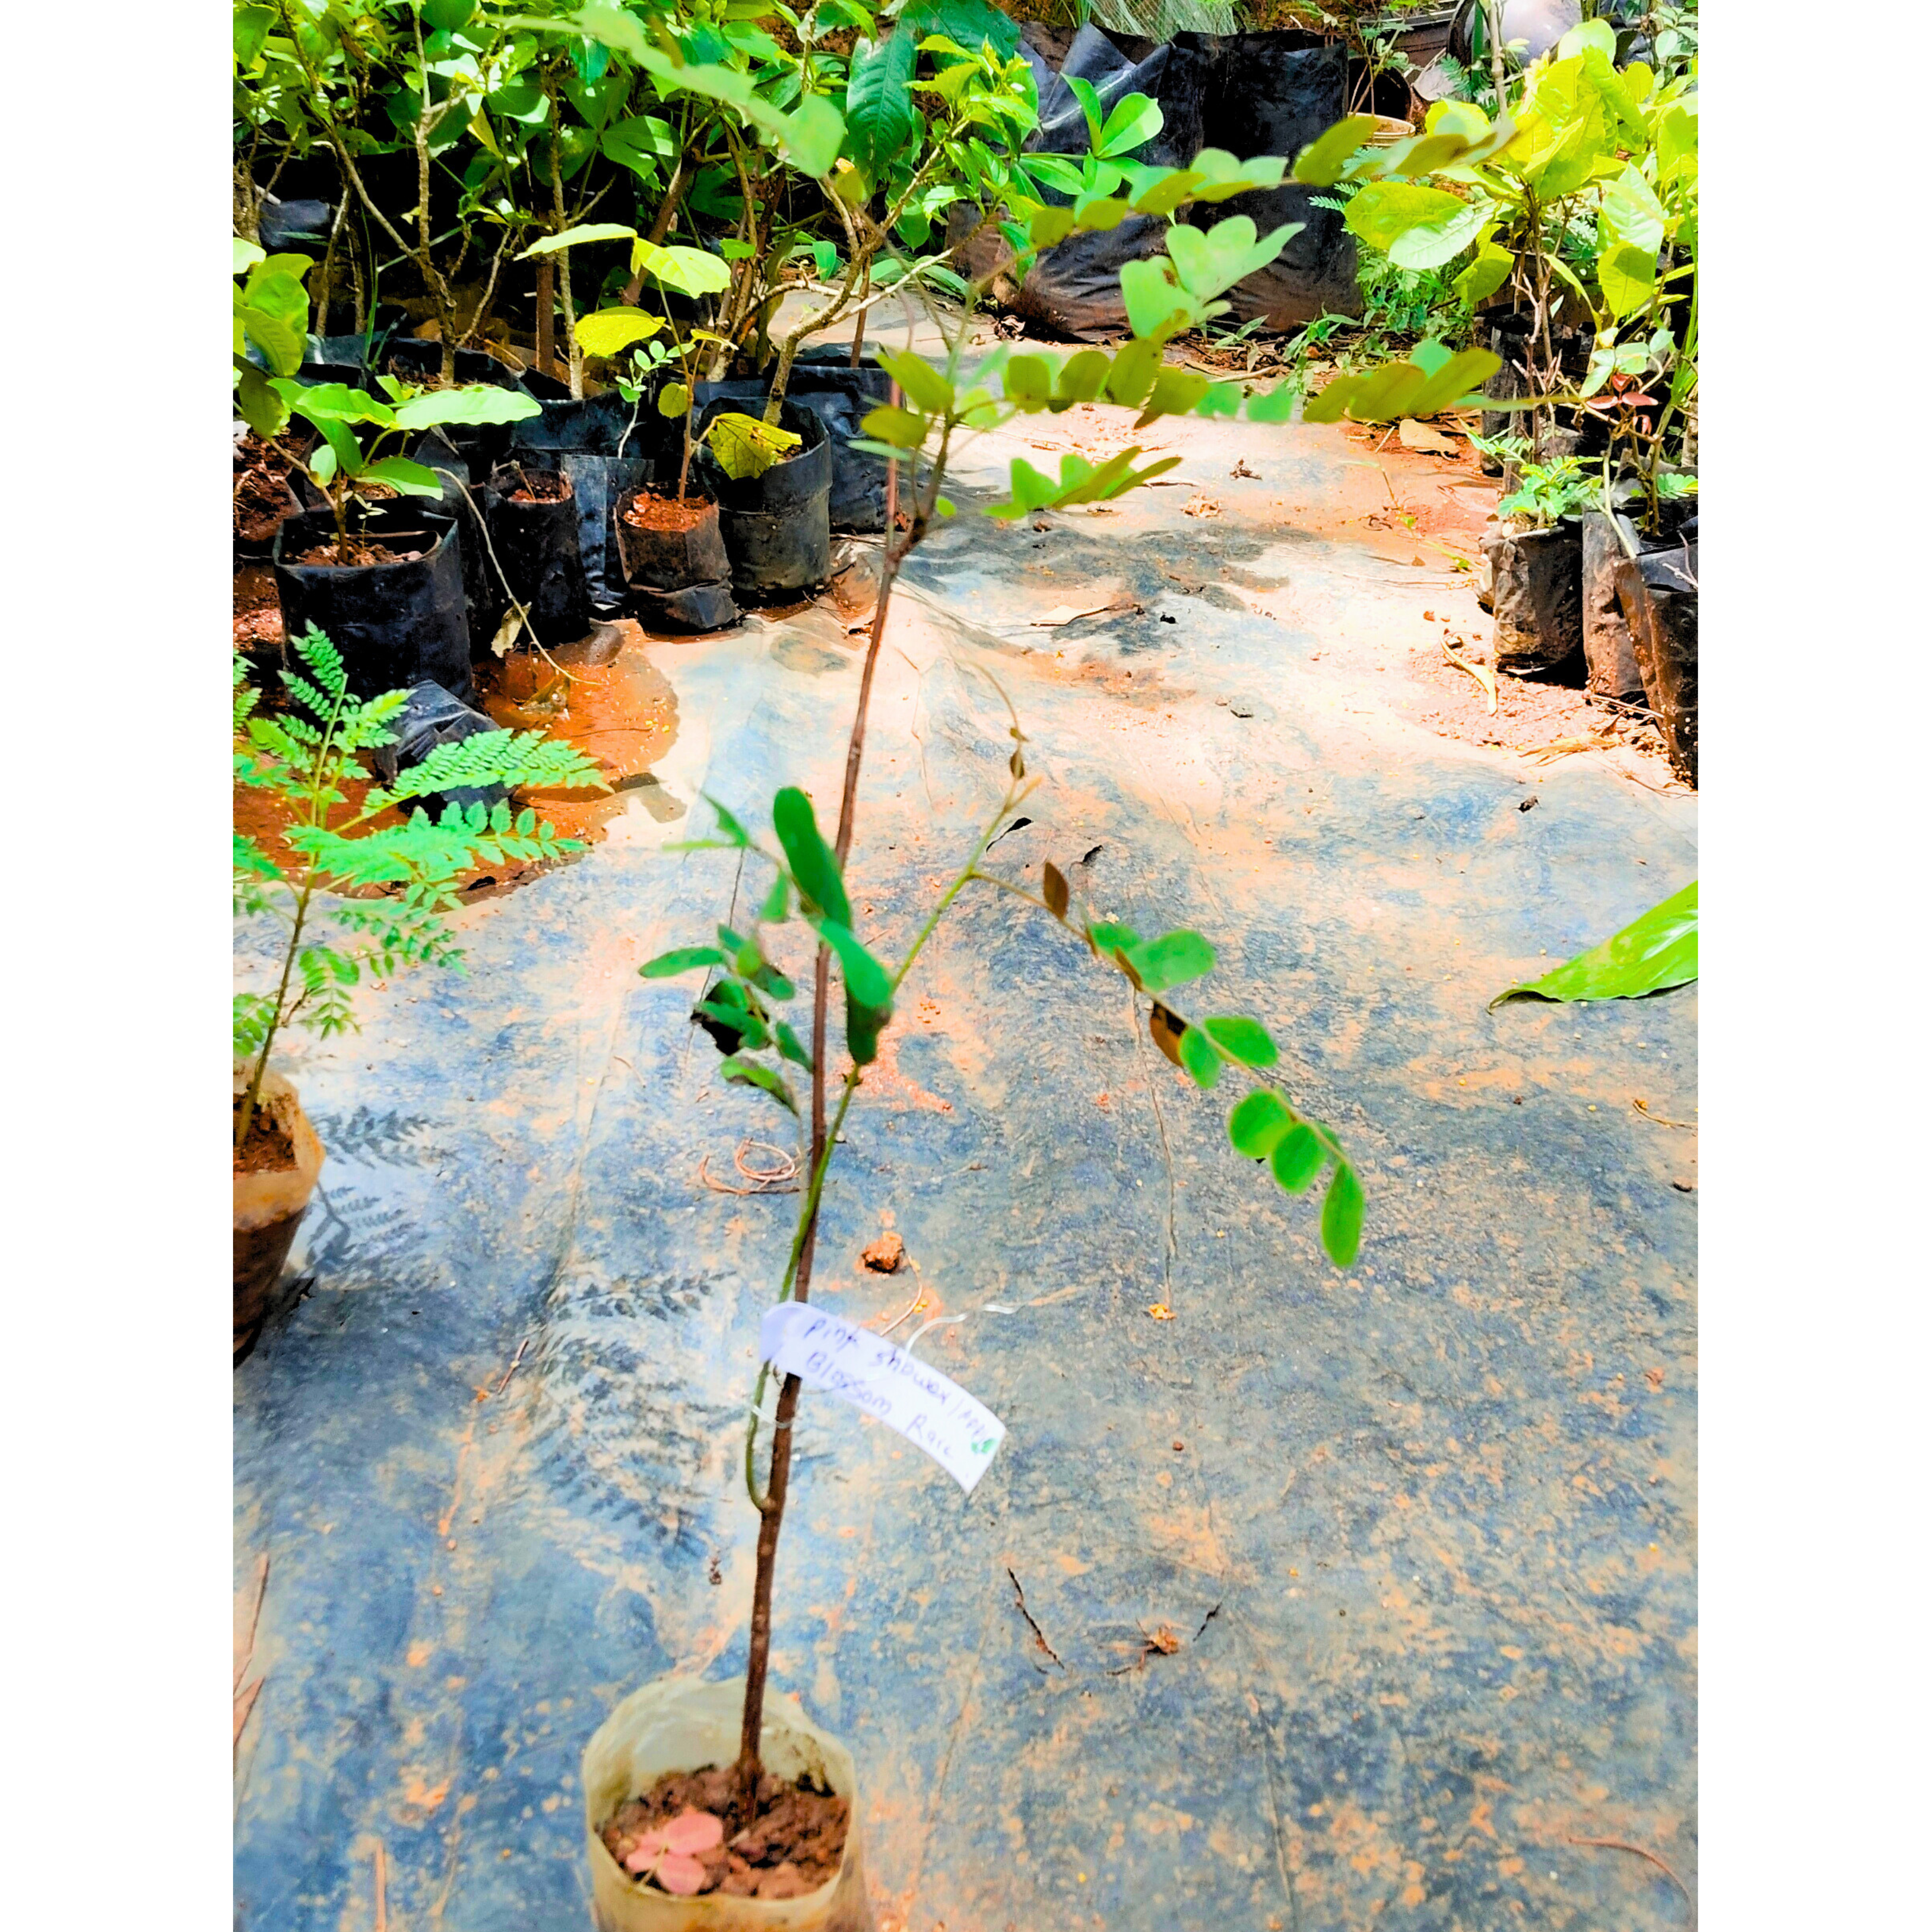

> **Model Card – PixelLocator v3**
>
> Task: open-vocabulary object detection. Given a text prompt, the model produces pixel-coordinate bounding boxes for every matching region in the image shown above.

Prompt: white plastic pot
[582,1676,873,1932]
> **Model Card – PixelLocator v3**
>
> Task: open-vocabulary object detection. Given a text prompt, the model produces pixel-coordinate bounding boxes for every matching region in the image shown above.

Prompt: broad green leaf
[845,30,918,176]
[234,5,275,65]
[234,361,289,440]
[1320,1164,1365,1266]
[1003,354,1054,408]
[657,381,691,419]
[1202,1015,1277,1067]
[1103,337,1162,408]
[1064,73,1104,149]
[772,787,851,926]
[1601,161,1667,253]
[1453,241,1513,306]
[1291,113,1379,186]
[1086,919,1141,957]
[1269,1124,1325,1192]
[357,456,444,497]
[1599,242,1657,319]
[1097,92,1163,159]
[602,113,676,178]
[233,236,266,275]
[519,221,639,258]
[1228,1088,1293,1159]
[876,347,954,416]
[1167,215,1301,301]
[1056,349,1111,404]
[391,386,540,430]
[846,985,890,1066]
[282,380,397,428]
[631,240,734,296]
[1556,18,1618,61]
[704,411,803,480]
[1344,181,1476,262]
[1490,882,1698,1007]
[641,945,728,978]
[775,1020,812,1069]
[574,308,662,357]
[897,0,1019,57]
[1178,1025,1222,1091]
[721,1055,799,1115]
[1126,929,1216,994]
[859,403,929,448]
[1135,365,1211,428]
[1119,258,1194,340]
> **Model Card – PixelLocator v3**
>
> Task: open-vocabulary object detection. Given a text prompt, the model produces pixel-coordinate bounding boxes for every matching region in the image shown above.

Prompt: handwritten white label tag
[760,1303,1006,1494]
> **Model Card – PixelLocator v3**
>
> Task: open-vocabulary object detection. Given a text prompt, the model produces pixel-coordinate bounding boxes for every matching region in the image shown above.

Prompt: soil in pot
[598,1764,850,1902]
[273,504,472,701]
[234,1073,325,1364]
[615,484,738,633]
[694,399,833,600]
[1483,520,1584,675]
[484,462,591,644]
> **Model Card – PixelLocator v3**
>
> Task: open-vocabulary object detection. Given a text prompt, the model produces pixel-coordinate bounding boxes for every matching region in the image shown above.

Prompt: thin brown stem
[734,415,904,1812]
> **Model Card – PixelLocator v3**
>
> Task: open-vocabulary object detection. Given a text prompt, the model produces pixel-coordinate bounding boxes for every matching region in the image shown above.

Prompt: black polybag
[508,380,664,615]
[693,399,833,599]
[370,679,509,821]
[272,503,473,704]
[1007,27,1360,341]
[694,350,894,532]
[483,463,592,643]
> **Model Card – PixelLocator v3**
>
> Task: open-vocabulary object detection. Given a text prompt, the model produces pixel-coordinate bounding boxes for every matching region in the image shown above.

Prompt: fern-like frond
[232,993,275,1060]
[384,728,607,806]
[289,624,347,704]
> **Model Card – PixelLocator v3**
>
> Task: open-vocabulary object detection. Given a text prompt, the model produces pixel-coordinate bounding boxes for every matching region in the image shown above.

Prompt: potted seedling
[270,373,541,696]
[1481,452,1593,672]
[232,625,605,1361]
[574,129,1435,1927]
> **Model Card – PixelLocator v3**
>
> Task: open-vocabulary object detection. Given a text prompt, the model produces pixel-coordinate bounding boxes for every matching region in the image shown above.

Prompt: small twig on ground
[1006,1567,1065,1670]
[1194,1601,1223,1640]
[375,1842,389,1932]
[492,1334,532,1397]
[1564,1834,1694,1923]
[1632,1098,1696,1129]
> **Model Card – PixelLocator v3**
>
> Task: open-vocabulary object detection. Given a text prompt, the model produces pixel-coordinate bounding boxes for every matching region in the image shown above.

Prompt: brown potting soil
[507,469,570,504]
[291,539,423,567]
[598,1765,848,1901]
[234,563,283,656]
[234,429,315,544]
[234,1096,297,1175]
[621,489,712,535]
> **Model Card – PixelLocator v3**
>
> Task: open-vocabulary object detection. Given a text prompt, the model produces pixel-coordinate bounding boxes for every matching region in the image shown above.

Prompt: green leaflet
[1123,929,1216,994]
[1202,1015,1277,1067]
[1270,1124,1326,1192]
[1320,1164,1365,1267]
[640,946,728,978]
[1228,1088,1292,1158]
[772,787,851,926]
[1491,882,1698,1008]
